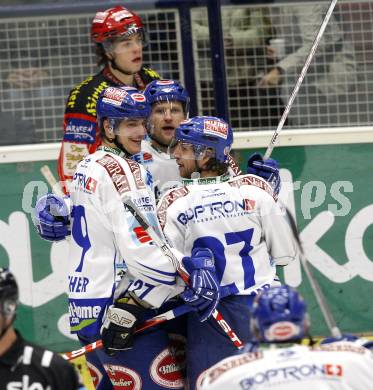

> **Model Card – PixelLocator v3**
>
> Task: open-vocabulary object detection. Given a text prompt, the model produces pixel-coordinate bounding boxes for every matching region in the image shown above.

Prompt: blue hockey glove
[247,152,281,197]
[33,194,70,241]
[101,300,146,356]
[180,248,220,322]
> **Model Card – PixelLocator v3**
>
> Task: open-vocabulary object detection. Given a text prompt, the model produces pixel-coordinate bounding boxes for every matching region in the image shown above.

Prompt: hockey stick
[63,284,234,361]
[232,156,340,336]
[62,303,193,361]
[283,204,342,338]
[40,164,64,197]
[263,0,339,160]
[122,195,244,349]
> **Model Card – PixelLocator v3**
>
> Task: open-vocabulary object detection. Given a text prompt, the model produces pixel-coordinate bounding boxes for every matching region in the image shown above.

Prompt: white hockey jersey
[134,139,182,199]
[68,146,183,337]
[157,174,297,296]
[199,342,373,389]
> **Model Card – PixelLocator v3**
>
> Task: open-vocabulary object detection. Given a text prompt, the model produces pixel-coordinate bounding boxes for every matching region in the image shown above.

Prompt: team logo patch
[157,80,175,85]
[169,333,186,371]
[86,361,103,387]
[97,154,131,195]
[92,11,107,23]
[229,175,277,201]
[102,87,127,106]
[113,9,133,21]
[64,117,96,144]
[104,364,142,390]
[133,226,152,243]
[202,351,263,385]
[73,172,98,194]
[127,159,146,190]
[150,348,184,388]
[63,142,89,176]
[157,186,189,229]
[264,321,300,341]
[131,93,146,102]
[203,119,228,139]
[143,152,153,162]
[324,364,343,376]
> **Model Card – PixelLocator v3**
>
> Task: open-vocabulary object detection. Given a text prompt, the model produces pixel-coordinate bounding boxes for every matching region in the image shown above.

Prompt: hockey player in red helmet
[91,6,148,77]
[58,5,160,194]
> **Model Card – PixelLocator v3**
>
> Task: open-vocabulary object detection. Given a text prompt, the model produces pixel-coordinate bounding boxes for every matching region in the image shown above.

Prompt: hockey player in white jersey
[133,79,189,198]
[33,81,282,241]
[200,285,373,390]
[157,116,298,389]
[39,87,220,389]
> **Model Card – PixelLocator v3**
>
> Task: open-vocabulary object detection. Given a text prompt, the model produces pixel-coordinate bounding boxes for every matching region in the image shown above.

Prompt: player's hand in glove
[33,194,71,241]
[100,299,146,356]
[247,152,281,197]
[180,248,220,322]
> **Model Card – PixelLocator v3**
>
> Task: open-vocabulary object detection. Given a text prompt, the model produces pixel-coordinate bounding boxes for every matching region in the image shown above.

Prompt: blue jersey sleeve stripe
[138,262,178,277]
[140,273,176,286]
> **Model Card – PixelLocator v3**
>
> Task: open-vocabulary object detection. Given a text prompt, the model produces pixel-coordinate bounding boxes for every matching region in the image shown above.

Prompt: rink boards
[0,130,372,355]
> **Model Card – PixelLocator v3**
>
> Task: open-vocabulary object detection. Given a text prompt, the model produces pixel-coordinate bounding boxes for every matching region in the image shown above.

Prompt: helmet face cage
[169,139,215,162]
[107,117,148,136]
[97,86,150,134]
[0,268,18,320]
[91,6,146,45]
[101,30,147,55]
[171,116,233,163]
[145,80,190,117]
[251,286,308,343]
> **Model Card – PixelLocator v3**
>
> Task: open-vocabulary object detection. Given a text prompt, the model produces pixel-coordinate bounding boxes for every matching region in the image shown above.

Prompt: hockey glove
[33,194,70,241]
[100,300,146,356]
[247,152,281,197]
[180,248,220,322]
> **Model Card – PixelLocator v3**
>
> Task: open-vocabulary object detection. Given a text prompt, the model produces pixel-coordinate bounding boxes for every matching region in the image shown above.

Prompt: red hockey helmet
[91,6,144,44]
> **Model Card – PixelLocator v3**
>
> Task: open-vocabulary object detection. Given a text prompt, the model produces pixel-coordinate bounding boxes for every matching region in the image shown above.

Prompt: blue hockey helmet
[174,116,233,163]
[97,86,151,133]
[0,268,18,319]
[144,79,190,115]
[251,285,309,342]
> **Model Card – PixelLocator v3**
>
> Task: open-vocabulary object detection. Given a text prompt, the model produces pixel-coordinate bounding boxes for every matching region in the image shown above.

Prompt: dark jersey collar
[102,65,146,90]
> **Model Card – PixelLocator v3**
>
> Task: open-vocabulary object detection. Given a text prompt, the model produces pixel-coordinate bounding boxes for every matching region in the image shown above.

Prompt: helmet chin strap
[113,136,132,158]
[103,130,132,159]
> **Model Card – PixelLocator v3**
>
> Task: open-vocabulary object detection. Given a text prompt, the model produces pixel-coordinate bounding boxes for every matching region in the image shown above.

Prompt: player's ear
[198,148,214,169]
[103,119,114,139]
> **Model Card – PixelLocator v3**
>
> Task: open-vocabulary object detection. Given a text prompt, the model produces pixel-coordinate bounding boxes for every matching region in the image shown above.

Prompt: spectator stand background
[0,0,373,143]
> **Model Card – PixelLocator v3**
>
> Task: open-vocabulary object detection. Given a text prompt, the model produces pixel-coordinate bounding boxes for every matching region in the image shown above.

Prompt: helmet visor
[109,117,148,136]
[168,139,215,161]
